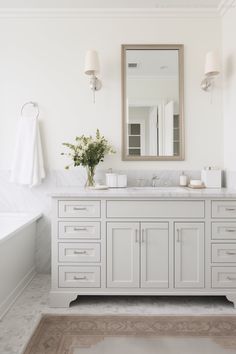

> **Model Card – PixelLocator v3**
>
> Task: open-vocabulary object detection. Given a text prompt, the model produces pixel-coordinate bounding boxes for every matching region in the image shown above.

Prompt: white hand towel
[10,116,45,187]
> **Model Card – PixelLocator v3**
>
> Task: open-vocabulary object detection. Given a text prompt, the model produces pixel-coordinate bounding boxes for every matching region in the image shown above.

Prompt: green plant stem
[85,166,96,187]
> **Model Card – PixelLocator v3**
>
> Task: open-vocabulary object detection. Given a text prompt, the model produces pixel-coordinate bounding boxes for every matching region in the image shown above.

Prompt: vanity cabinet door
[141,223,169,288]
[175,223,205,288]
[107,223,140,288]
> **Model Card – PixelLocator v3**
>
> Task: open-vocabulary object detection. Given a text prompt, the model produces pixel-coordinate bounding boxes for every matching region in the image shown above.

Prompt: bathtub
[0,212,42,319]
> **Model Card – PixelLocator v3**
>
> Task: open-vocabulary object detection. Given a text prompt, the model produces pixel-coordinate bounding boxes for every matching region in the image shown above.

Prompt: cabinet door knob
[176,228,181,242]
[74,275,87,280]
[227,276,236,281]
[74,227,87,231]
[73,250,87,255]
[226,251,236,255]
[141,229,145,243]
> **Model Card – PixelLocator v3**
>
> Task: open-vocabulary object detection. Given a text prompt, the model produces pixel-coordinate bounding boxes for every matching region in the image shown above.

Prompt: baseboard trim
[0,267,36,320]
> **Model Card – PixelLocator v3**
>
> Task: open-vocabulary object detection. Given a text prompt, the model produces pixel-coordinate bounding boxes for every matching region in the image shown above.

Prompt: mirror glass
[122,45,184,161]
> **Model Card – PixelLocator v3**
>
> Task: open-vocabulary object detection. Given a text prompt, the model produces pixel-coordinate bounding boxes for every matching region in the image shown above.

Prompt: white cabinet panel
[58,200,100,218]
[212,244,236,263]
[175,223,205,288]
[58,221,100,240]
[106,200,204,218]
[58,243,100,263]
[107,223,139,288]
[59,266,101,288]
[212,223,236,240]
[212,201,236,218]
[212,267,236,288]
[141,223,169,288]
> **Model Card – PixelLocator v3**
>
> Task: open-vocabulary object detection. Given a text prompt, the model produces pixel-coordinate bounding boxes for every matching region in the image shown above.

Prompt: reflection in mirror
[122,45,184,161]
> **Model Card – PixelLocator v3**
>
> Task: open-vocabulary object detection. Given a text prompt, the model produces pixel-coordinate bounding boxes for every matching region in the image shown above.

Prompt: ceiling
[0,0,223,9]
[127,50,178,77]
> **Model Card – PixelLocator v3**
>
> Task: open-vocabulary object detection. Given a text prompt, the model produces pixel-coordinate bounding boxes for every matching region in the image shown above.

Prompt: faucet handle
[152,175,160,187]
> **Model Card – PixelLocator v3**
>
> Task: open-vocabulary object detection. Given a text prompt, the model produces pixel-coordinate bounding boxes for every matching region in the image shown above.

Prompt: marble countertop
[50,186,236,198]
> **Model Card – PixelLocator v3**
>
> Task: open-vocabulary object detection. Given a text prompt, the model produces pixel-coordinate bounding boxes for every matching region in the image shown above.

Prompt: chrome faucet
[152,175,160,187]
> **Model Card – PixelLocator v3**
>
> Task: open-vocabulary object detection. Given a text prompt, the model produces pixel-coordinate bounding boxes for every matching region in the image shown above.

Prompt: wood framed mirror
[122,44,184,161]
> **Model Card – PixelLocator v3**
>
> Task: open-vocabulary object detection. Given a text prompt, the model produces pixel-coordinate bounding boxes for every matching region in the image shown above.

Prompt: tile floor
[0,274,236,354]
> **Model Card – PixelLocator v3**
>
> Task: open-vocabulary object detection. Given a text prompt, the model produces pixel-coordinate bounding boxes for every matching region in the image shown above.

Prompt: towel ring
[21,101,39,119]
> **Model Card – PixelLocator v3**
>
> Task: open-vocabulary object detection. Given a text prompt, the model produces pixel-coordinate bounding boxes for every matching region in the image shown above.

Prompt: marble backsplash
[0,169,201,273]
[225,170,236,189]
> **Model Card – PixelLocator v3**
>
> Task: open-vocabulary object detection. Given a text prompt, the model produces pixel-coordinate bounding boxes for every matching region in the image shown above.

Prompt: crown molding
[218,0,236,16]
[0,8,220,19]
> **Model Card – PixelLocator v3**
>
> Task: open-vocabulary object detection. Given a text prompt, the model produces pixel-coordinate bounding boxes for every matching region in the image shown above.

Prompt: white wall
[223,6,236,174]
[0,15,223,171]
[128,78,179,105]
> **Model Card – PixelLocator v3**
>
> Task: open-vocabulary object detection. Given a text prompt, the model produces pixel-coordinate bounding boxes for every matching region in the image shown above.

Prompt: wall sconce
[201,51,220,92]
[84,50,102,103]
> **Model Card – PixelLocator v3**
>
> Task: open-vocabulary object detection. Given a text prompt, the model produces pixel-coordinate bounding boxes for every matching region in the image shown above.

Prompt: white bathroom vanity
[50,187,236,308]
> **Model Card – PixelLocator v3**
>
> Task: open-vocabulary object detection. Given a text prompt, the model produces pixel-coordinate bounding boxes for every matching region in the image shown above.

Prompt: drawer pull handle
[226,251,236,255]
[73,275,87,280]
[135,229,139,243]
[73,207,87,211]
[226,229,236,233]
[227,276,236,281]
[74,227,87,231]
[141,229,145,243]
[74,250,87,255]
[225,208,236,211]
[176,229,181,242]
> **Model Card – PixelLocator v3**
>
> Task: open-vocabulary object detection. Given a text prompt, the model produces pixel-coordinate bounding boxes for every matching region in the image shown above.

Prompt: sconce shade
[84,50,100,75]
[204,51,220,77]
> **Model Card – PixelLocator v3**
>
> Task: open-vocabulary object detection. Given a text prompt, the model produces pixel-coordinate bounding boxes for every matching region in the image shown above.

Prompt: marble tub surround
[0,212,42,320]
[0,274,236,354]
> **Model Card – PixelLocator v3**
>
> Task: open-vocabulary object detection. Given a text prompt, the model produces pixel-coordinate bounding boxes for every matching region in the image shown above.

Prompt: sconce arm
[89,75,102,91]
[201,76,213,91]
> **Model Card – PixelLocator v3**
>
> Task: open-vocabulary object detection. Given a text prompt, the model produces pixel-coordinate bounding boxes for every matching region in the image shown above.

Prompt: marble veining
[0,274,236,354]
[51,186,236,198]
[226,170,236,189]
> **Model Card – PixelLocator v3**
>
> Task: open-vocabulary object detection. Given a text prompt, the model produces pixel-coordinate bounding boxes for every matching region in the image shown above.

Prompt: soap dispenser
[179,171,187,187]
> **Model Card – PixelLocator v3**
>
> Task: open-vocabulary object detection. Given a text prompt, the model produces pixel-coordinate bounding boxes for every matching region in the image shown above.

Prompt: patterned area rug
[23,315,236,354]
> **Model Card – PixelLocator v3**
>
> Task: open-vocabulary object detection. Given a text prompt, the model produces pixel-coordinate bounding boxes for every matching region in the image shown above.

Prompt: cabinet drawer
[212,223,236,240]
[58,221,100,239]
[106,200,204,218]
[58,200,100,218]
[212,201,236,218]
[212,267,236,288]
[58,243,100,263]
[59,266,100,288]
[212,244,236,263]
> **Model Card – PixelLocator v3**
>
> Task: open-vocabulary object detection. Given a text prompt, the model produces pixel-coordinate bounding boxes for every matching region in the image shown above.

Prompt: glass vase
[85,166,96,188]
